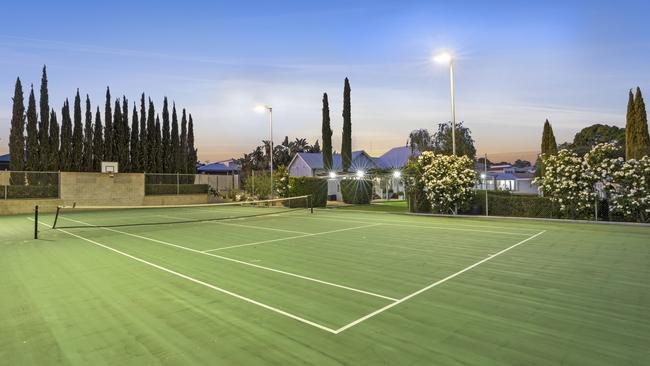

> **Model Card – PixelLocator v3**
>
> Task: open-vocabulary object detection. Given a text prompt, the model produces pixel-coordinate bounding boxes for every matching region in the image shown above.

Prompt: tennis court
[2,198,649,365]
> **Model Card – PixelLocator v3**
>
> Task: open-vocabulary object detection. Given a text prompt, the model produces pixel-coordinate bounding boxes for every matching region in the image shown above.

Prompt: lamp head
[254,105,270,113]
[356,170,365,178]
[328,171,336,179]
[393,170,401,178]
[433,52,453,64]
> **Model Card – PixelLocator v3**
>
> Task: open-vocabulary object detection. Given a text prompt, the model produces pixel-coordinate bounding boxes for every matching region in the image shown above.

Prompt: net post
[53,206,61,229]
[309,195,313,214]
[34,205,39,239]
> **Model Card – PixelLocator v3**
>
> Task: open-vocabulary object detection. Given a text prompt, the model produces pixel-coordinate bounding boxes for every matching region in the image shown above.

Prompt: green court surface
[1,204,649,365]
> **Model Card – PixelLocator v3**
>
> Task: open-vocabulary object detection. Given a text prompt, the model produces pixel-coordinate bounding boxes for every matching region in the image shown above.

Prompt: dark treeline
[8,66,198,173]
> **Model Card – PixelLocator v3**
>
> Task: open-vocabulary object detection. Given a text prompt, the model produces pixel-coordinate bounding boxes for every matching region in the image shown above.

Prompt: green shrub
[460,190,560,218]
[4,185,59,199]
[340,179,372,204]
[287,177,327,207]
[145,184,209,195]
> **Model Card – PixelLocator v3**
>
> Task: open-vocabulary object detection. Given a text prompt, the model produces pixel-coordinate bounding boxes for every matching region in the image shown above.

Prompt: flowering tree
[274,165,289,198]
[609,156,650,222]
[418,152,476,214]
[534,149,597,218]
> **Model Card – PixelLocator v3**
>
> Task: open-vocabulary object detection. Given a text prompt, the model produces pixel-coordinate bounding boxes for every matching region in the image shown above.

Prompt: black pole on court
[34,205,39,239]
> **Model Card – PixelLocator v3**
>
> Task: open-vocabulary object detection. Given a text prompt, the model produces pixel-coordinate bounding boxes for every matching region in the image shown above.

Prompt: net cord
[55,195,310,211]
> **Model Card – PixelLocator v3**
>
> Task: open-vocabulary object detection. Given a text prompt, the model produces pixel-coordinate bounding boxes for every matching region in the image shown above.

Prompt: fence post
[177,172,180,195]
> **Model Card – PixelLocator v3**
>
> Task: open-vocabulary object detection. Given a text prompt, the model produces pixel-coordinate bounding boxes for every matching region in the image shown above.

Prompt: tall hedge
[288,177,327,207]
[340,179,372,204]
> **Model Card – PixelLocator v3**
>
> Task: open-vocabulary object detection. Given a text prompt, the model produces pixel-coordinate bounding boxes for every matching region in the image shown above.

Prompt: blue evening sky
[1,0,648,162]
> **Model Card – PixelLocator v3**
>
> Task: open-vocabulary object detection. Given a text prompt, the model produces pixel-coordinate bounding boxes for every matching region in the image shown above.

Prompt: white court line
[300,214,534,236]
[203,223,382,252]
[333,230,547,334]
[56,216,396,301]
[156,214,311,235]
[31,218,339,334]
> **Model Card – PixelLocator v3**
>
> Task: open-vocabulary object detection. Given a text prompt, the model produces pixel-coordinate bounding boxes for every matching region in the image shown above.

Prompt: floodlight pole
[484,153,488,216]
[449,59,456,156]
[267,107,273,199]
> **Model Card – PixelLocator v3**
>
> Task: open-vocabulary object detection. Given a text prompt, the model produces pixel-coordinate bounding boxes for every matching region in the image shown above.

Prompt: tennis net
[52,195,312,229]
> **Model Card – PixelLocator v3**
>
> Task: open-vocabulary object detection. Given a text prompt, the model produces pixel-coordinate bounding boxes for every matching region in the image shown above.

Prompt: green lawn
[1,205,649,365]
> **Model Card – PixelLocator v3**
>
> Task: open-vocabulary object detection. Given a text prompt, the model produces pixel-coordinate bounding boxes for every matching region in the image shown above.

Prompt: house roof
[294,150,379,171]
[376,146,418,169]
[292,147,416,172]
[197,162,239,173]
[0,154,9,163]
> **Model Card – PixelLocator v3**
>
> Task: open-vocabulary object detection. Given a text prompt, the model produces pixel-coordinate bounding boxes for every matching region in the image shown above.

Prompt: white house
[478,164,539,194]
[287,146,416,200]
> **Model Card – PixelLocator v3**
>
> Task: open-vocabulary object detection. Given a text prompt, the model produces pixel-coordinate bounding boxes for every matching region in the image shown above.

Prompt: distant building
[287,146,417,200]
[477,163,539,194]
[0,154,10,171]
[197,162,239,175]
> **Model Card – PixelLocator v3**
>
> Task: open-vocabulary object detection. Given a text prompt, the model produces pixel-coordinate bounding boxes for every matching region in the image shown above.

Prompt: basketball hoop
[101,162,119,177]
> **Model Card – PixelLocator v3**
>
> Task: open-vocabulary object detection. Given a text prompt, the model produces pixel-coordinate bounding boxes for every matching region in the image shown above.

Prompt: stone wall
[0,198,63,216]
[142,194,209,206]
[1,172,208,215]
[59,172,145,206]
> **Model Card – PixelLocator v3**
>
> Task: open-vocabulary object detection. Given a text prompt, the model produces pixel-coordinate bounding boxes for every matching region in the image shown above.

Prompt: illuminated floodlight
[328,171,337,179]
[254,104,269,113]
[433,52,452,64]
[356,170,365,178]
[393,170,401,178]
[480,173,486,179]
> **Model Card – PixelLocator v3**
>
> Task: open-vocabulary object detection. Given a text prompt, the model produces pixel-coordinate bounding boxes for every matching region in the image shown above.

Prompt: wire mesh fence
[0,171,60,200]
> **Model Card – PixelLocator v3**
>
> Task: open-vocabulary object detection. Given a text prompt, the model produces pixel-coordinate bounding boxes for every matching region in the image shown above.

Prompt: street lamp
[255,104,273,198]
[434,51,456,156]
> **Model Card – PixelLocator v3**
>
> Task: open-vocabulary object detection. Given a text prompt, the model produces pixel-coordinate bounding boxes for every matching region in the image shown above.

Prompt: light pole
[434,52,456,156]
[255,105,273,198]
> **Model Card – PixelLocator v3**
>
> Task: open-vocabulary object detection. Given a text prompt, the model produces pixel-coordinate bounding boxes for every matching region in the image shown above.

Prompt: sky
[1,0,649,163]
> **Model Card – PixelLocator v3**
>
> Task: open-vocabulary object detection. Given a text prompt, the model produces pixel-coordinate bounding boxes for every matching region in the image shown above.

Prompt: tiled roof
[0,154,9,162]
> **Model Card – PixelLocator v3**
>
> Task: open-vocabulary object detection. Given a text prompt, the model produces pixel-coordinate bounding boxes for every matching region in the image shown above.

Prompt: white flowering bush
[609,156,650,222]
[418,152,476,214]
[534,149,597,218]
[274,165,289,198]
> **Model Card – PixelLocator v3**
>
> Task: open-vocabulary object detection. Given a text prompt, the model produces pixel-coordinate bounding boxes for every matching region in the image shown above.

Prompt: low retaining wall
[142,194,209,206]
[0,198,63,216]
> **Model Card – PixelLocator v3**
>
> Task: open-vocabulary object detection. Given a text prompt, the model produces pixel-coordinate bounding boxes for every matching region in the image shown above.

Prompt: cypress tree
[162,97,171,172]
[625,89,636,160]
[155,115,163,173]
[146,99,157,172]
[49,109,59,171]
[540,119,558,175]
[180,109,188,174]
[171,103,180,173]
[82,95,93,171]
[120,96,130,171]
[321,92,333,171]
[59,100,72,171]
[187,114,197,173]
[633,87,650,158]
[71,90,83,171]
[92,107,103,170]
[38,66,50,170]
[113,99,126,170]
[342,77,352,172]
[139,94,147,172]
[130,104,140,172]
[104,87,114,161]
[9,77,25,171]
[25,86,39,171]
